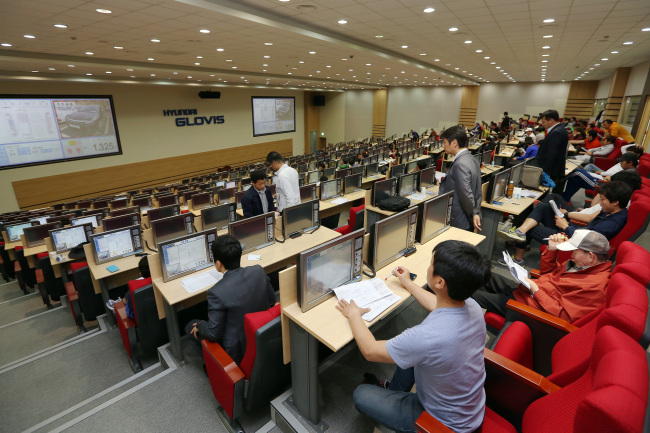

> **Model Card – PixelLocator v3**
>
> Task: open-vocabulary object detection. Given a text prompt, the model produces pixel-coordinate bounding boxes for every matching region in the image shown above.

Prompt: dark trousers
[471,273,518,316]
[515,200,570,248]
[562,169,599,202]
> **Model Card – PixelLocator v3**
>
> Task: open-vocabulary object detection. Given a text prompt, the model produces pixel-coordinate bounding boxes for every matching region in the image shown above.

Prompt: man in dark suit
[185,235,276,364]
[438,126,482,232]
[241,169,275,218]
[534,109,568,187]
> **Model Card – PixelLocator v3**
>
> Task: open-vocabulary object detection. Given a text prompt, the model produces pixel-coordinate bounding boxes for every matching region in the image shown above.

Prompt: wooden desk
[481,164,503,176]
[494,147,516,166]
[151,226,341,364]
[281,227,484,424]
[565,160,580,175]
[319,189,367,219]
[479,185,546,257]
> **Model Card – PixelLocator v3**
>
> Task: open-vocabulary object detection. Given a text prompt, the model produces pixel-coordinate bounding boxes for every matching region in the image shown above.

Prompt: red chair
[638,159,650,178]
[114,277,168,372]
[202,304,290,431]
[64,261,88,333]
[416,326,649,433]
[612,241,650,288]
[335,203,365,235]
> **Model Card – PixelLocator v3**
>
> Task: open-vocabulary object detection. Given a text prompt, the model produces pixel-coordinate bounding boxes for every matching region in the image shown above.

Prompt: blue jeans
[353,367,424,432]
[583,163,600,173]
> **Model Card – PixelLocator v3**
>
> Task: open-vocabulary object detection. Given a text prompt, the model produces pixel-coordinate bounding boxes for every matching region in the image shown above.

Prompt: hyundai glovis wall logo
[163,109,225,127]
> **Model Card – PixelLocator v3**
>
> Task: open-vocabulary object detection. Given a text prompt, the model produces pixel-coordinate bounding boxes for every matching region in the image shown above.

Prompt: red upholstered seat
[14,246,23,251]
[239,304,281,378]
[36,252,49,259]
[127,277,152,326]
[334,204,365,235]
[69,261,88,272]
[493,321,533,370]
[612,241,650,287]
[484,312,506,333]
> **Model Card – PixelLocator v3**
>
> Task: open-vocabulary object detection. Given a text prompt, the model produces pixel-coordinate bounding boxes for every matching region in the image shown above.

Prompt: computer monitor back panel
[151,213,194,247]
[217,187,236,204]
[157,194,179,207]
[487,168,511,203]
[282,200,319,238]
[297,228,364,313]
[371,178,397,206]
[365,162,379,177]
[416,191,454,244]
[343,174,362,195]
[370,207,418,271]
[419,167,436,188]
[228,212,275,254]
[110,206,140,218]
[320,179,342,201]
[24,222,63,247]
[397,173,419,197]
[201,203,236,231]
[299,184,318,202]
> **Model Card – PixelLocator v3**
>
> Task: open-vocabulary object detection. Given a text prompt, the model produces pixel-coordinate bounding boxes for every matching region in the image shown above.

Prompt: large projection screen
[0,95,122,169]
[251,97,295,137]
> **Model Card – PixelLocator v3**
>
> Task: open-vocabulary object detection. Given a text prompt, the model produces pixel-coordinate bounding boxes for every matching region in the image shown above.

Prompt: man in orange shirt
[584,130,601,150]
[602,119,636,151]
[472,230,611,323]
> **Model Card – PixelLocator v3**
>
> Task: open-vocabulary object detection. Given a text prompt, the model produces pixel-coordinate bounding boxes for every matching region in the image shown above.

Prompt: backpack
[377,196,411,212]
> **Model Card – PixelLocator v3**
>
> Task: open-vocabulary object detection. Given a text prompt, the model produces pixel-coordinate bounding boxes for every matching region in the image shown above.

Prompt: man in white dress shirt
[266,151,300,212]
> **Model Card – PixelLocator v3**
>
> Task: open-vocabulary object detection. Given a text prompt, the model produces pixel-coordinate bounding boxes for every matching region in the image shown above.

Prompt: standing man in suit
[534,109,568,188]
[267,151,300,212]
[241,169,274,218]
[438,126,482,232]
[185,235,276,364]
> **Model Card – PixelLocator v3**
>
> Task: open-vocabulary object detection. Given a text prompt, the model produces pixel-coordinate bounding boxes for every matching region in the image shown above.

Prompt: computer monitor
[405,160,419,173]
[306,170,320,185]
[201,203,236,231]
[110,197,129,210]
[190,191,213,210]
[350,166,364,176]
[151,213,194,247]
[146,205,180,226]
[370,155,379,164]
[76,200,92,209]
[323,167,335,179]
[110,206,141,217]
[103,213,141,232]
[397,173,419,197]
[49,223,94,253]
[390,164,405,178]
[481,150,492,165]
[371,177,397,206]
[225,180,237,190]
[217,187,236,204]
[158,230,217,283]
[71,214,102,228]
[132,196,153,212]
[365,162,379,177]
[234,190,246,210]
[156,194,178,208]
[241,177,252,188]
[29,216,50,225]
[300,184,317,202]
[92,200,109,210]
[319,178,342,201]
[228,212,275,254]
[416,191,453,244]
[343,174,362,195]
[335,168,349,180]
[5,221,39,243]
[369,207,419,271]
[23,222,63,248]
[44,214,72,226]
[487,168,511,204]
[510,161,525,187]
[419,167,436,189]
[90,225,143,265]
[156,186,171,193]
[298,164,308,174]
[297,228,365,313]
[282,199,319,239]
[175,185,191,193]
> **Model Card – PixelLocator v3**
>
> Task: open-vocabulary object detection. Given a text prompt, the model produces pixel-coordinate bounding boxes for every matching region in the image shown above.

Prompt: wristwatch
[530,289,538,299]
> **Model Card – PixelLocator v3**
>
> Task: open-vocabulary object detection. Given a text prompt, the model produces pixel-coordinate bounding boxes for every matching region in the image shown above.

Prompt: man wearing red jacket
[472,230,611,323]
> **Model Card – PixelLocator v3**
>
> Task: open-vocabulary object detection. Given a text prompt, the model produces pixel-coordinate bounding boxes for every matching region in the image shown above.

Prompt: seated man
[339,240,490,433]
[562,153,638,202]
[573,134,616,164]
[185,235,276,364]
[499,181,631,266]
[602,118,636,152]
[241,169,275,218]
[473,230,611,323]
[513,137,538,161]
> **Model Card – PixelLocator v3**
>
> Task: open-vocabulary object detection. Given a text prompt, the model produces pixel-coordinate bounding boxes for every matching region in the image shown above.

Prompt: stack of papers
[518,190,539,198]
[181,269,223,293]
[502,252,530,289]
[333,278,400,322]
[330,197,350,205]
[408,193,428,201]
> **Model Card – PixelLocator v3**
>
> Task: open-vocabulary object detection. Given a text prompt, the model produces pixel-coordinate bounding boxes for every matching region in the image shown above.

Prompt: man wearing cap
[561,153,638,202]
[472,230,612,323]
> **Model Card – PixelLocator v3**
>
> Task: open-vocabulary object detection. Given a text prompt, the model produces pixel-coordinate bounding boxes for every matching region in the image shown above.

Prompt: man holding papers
[185,235,276,364]
[472,230,611,323]
[336,240,491,433]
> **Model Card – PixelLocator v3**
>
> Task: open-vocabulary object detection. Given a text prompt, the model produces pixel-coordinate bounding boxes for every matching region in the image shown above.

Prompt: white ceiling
[0,0,649,90]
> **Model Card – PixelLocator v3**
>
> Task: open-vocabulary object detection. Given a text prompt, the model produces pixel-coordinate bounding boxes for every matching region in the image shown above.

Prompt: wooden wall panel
[304,91,320,153]
[13,139,292,209]
[372,89,387,138]
[604,67,631,121]
[564,81,598,119]
[459,86,480,126]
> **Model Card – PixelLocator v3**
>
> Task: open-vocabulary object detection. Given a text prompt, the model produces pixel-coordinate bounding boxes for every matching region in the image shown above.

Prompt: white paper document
[333,278,401,322]
[181,269,223,293]
[548,200,565,218]
[518,189,539,198]
[502,251,530,289]
[435,172,446,182]
[248,254,261,261]
[407,193,428,201]
[330,197,350,205]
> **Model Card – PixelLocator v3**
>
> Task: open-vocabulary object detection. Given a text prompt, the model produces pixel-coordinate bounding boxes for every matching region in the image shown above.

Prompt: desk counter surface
[282,227,484,352]
[83,243,143,281]
[481,188,546,215]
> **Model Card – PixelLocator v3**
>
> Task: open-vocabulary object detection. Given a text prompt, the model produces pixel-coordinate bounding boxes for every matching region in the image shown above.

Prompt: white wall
[320,92,345,144]
[385,86,463,137]
[0,80,305,211]
[595,76,613,99]
[344,90,374,141]
[625,61,650,96]
[476,82,570,122]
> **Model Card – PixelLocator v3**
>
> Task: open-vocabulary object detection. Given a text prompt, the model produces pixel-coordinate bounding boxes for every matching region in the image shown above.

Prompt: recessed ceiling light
[449,27,458,32]
[264,55,270,58]
[483,56,490,59]
[264,42,273,45]
[542,46,550,49]
[127,68,133,71]
[543,35,553,38]
[54,24,67,28]
[96,8,112,13]
[375,35,383,38]
[216,48,224,52]
[24,35,35,39]
[543,18,555,23]
[148,58,154,61]
[434,58,440,61]
[464,40,472,44]
[151,38,160,42]
[194,62,200,65]
[232,66,237,69]
[200,29,210,33]
[401,45,408,48]
[601,58,608,61]
[48,67,55,70]
[643,27,650,32]
[595,63,600,66]
[309,51,316,54]
[475,49,482,53]
[86,73,92,76]
[542,60,548,63]
[114,46,123,49]
[85,51,93,55]
[226,59,232,62]
[623,41,633,45]
[1,43,12,47]
[31,70,39,73]
[420,53,427,56]
[67,64,75,67]
[337,19,347,24]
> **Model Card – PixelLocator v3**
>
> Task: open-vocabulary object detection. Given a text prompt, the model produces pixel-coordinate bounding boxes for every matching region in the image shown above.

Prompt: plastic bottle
[506,181,514,199]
